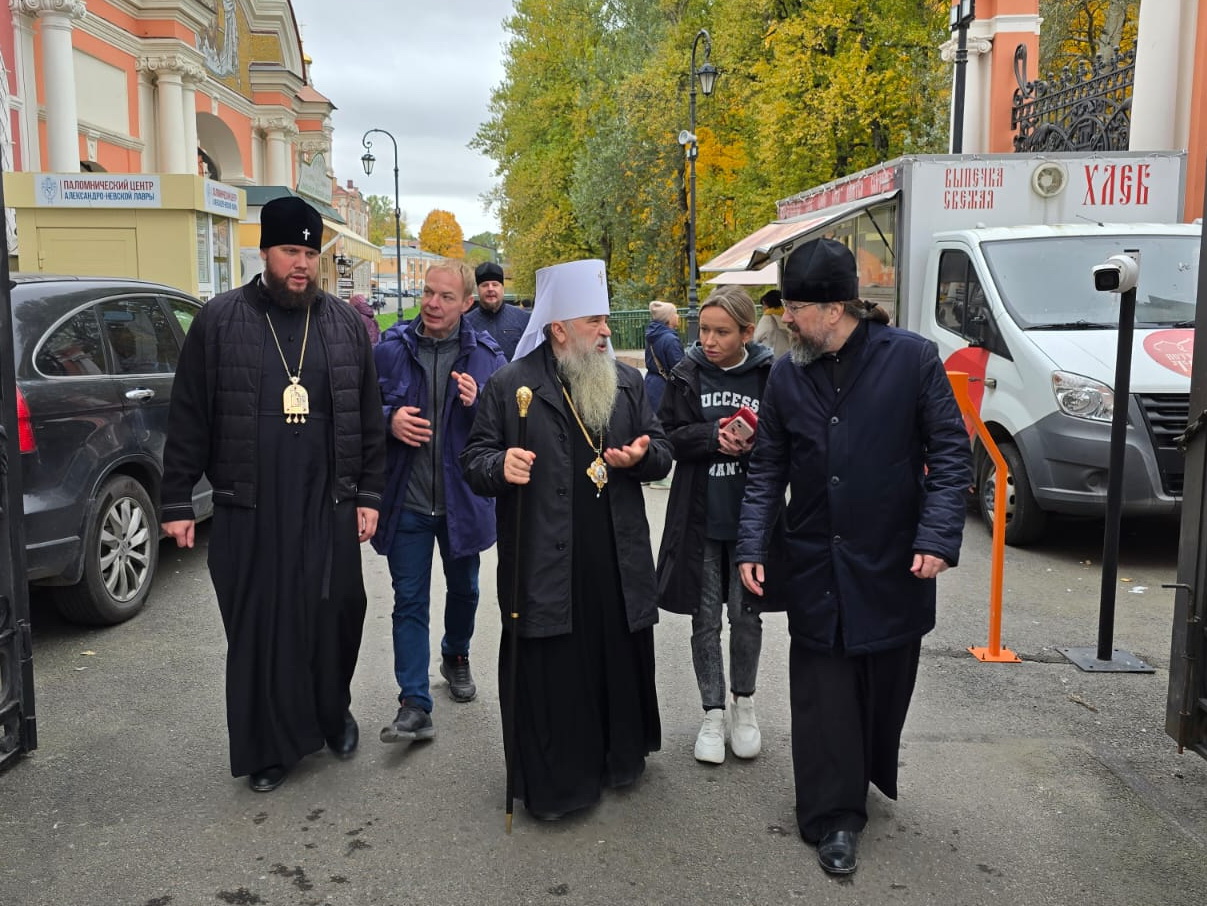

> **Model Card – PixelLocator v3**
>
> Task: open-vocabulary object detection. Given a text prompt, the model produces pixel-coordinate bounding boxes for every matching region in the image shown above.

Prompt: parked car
[9,275,212,625]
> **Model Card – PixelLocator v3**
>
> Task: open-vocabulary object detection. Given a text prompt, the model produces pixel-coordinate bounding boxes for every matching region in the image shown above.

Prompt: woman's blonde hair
[700,285,757,331]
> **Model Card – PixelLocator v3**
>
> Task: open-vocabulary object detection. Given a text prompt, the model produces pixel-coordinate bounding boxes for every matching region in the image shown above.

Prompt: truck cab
[922,224,1199,544]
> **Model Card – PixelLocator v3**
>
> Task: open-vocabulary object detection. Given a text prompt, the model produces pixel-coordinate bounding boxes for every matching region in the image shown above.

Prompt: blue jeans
[387,509,480,713]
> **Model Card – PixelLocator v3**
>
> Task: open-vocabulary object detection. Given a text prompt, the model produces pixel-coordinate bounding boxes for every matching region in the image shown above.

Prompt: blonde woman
[655,286,774,763]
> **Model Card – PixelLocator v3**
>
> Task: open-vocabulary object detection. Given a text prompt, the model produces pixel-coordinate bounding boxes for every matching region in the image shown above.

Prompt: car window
[97,296,180,375]
[35,310,106,376]
[163,295,201,336]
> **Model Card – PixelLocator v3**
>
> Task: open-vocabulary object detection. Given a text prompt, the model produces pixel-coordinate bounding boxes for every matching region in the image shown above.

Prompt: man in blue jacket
[373,259,507,743]
[737,238,971,877]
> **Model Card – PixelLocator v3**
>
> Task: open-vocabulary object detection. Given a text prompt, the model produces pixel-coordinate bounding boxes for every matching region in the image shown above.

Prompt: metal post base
[1057,647,1155,673]
[968,645,1022,663]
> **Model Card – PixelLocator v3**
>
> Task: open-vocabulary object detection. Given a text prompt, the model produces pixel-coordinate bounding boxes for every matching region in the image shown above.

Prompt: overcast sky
[291,0,511,240]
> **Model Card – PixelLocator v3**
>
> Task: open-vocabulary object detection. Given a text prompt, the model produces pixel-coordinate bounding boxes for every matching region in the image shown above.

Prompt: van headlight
[1052,371,1114,421]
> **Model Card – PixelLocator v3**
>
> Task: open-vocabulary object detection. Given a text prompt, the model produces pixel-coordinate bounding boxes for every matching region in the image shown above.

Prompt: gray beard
[788,330,832,367]
[557,345,618,436]
[262,269,319,310]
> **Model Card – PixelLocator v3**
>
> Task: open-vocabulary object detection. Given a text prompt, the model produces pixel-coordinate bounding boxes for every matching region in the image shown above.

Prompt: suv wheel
[52,475,159,625]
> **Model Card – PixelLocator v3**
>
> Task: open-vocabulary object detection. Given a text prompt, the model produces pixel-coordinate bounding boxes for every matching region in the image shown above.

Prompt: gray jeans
[691,539,763,711]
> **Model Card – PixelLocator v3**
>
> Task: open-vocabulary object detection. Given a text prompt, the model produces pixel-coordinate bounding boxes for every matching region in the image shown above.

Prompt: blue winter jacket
[643,320,684,415]
[371,316,506,559]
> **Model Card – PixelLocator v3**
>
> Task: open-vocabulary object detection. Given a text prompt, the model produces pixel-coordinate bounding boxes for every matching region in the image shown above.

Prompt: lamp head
[696,61,719,96]
[360,151,376,176]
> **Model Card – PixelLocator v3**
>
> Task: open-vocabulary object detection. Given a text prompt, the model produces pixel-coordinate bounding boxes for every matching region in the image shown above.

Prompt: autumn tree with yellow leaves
[418,210,465,258]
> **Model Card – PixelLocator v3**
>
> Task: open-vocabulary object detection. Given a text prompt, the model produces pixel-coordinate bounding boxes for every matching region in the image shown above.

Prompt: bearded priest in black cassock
[161,196,386,793]
[461,259,671,821]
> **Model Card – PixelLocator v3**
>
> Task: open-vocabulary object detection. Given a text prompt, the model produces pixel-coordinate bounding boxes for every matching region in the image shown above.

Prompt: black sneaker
[380,702,436,743]
[440,655,477,703]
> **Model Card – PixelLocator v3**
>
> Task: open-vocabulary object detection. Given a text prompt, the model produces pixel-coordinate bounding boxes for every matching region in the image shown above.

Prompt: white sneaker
[694,709,726,764]
[730,696,761,759]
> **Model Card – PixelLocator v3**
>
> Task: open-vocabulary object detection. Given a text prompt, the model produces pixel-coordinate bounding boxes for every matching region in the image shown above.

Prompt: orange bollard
[946,371,1020,663]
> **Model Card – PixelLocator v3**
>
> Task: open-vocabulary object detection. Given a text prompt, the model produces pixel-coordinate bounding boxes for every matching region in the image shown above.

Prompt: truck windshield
[981,234,1200,330]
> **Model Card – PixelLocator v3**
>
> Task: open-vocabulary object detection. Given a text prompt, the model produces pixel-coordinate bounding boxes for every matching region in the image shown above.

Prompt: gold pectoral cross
[283,377,310,424]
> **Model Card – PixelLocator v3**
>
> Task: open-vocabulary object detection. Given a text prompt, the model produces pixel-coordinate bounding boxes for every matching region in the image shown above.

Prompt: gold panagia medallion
[283,377,310,424]
[586,456,608,497]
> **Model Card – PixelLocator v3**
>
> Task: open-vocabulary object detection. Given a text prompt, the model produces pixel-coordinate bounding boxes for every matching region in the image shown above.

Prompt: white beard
[556,337,618,436]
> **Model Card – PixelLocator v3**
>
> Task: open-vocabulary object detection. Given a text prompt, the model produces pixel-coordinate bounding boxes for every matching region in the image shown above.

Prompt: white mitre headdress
[512,259,611,361]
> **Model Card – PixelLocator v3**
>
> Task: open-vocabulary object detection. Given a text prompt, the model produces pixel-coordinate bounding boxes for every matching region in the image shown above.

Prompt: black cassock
[499,425,661,819]
[207,305,366,777]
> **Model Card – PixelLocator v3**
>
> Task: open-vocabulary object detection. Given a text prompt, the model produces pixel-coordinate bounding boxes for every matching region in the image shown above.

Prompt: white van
[703,152,1197,544]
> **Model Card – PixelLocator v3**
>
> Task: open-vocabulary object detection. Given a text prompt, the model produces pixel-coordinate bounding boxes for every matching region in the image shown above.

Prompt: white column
[266,128,288,184]
[36,1,87,172]
[257,117,297,186]
[154,69,187,173]
[251,128,264,183]
[9,3,42,170]
[1131,0,1194,151]
[181,70,202,175]
[940,32,993,155]
[137,71,156,171]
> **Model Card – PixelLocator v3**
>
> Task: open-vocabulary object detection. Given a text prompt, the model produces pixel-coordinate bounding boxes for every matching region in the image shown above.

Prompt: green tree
[463,231,500,268]
[419,210,465,258]
[1039,1,1138,74]
[473,0,639,295]
[364,194,411,245]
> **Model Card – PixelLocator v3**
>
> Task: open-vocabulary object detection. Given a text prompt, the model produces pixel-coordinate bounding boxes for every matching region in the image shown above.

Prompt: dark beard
[262,269,319,310]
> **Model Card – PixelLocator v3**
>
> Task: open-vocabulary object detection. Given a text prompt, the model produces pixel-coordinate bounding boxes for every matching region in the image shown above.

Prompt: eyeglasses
[783,301,825,314]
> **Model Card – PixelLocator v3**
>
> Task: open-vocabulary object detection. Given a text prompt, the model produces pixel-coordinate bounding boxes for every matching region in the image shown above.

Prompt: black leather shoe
[817,830,859,875]
[327,710,359,758]
[248,765,288,793]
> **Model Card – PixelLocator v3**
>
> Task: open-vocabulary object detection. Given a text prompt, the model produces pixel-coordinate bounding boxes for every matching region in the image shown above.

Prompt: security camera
[677,130,697,146]
[1091,254,1140,294]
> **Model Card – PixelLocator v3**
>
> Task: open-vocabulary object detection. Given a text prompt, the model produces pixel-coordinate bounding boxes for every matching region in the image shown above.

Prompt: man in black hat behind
[160,195,387,792]
[736,237,971,875]
[464,260,530,360]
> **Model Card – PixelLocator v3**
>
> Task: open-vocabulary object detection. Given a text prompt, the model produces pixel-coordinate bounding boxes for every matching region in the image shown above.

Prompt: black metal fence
[1011,43,1134,152]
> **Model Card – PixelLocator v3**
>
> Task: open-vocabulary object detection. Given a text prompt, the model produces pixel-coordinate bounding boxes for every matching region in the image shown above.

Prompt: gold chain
[264,304,311,382]
[560,383,603,453]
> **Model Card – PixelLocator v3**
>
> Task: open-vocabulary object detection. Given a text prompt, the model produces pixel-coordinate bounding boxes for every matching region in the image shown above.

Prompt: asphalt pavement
[1,432,1205,904]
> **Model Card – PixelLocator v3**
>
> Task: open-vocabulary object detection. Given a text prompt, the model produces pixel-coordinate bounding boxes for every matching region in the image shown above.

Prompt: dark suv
[10,275,212,624]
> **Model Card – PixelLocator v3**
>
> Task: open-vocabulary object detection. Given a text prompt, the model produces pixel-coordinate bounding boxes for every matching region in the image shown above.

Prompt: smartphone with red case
[720,405,758,442]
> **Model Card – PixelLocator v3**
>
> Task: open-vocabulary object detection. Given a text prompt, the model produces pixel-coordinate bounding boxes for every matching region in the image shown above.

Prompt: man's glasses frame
[783,300,827,314]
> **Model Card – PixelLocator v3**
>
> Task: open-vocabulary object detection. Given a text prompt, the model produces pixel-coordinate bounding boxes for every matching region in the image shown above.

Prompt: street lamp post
[949,0,976,154]
[684,28,718,344]
[361,128,404,318]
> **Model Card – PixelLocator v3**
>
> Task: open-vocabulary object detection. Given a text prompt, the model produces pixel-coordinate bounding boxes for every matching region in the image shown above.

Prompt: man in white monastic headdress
[461,259,672,822]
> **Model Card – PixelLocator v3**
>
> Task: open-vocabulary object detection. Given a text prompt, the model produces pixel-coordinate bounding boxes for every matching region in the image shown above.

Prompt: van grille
[1136,393,1189,497]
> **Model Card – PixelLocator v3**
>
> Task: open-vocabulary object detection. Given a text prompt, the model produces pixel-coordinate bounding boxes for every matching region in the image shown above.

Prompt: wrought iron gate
[1010,43,1134,152]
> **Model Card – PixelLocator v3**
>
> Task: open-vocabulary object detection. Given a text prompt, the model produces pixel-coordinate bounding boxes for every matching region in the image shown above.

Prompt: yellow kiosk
[3,172,247,301]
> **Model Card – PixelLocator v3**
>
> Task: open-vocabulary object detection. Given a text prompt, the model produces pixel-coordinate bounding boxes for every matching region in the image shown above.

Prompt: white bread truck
[704,152,1196,544]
